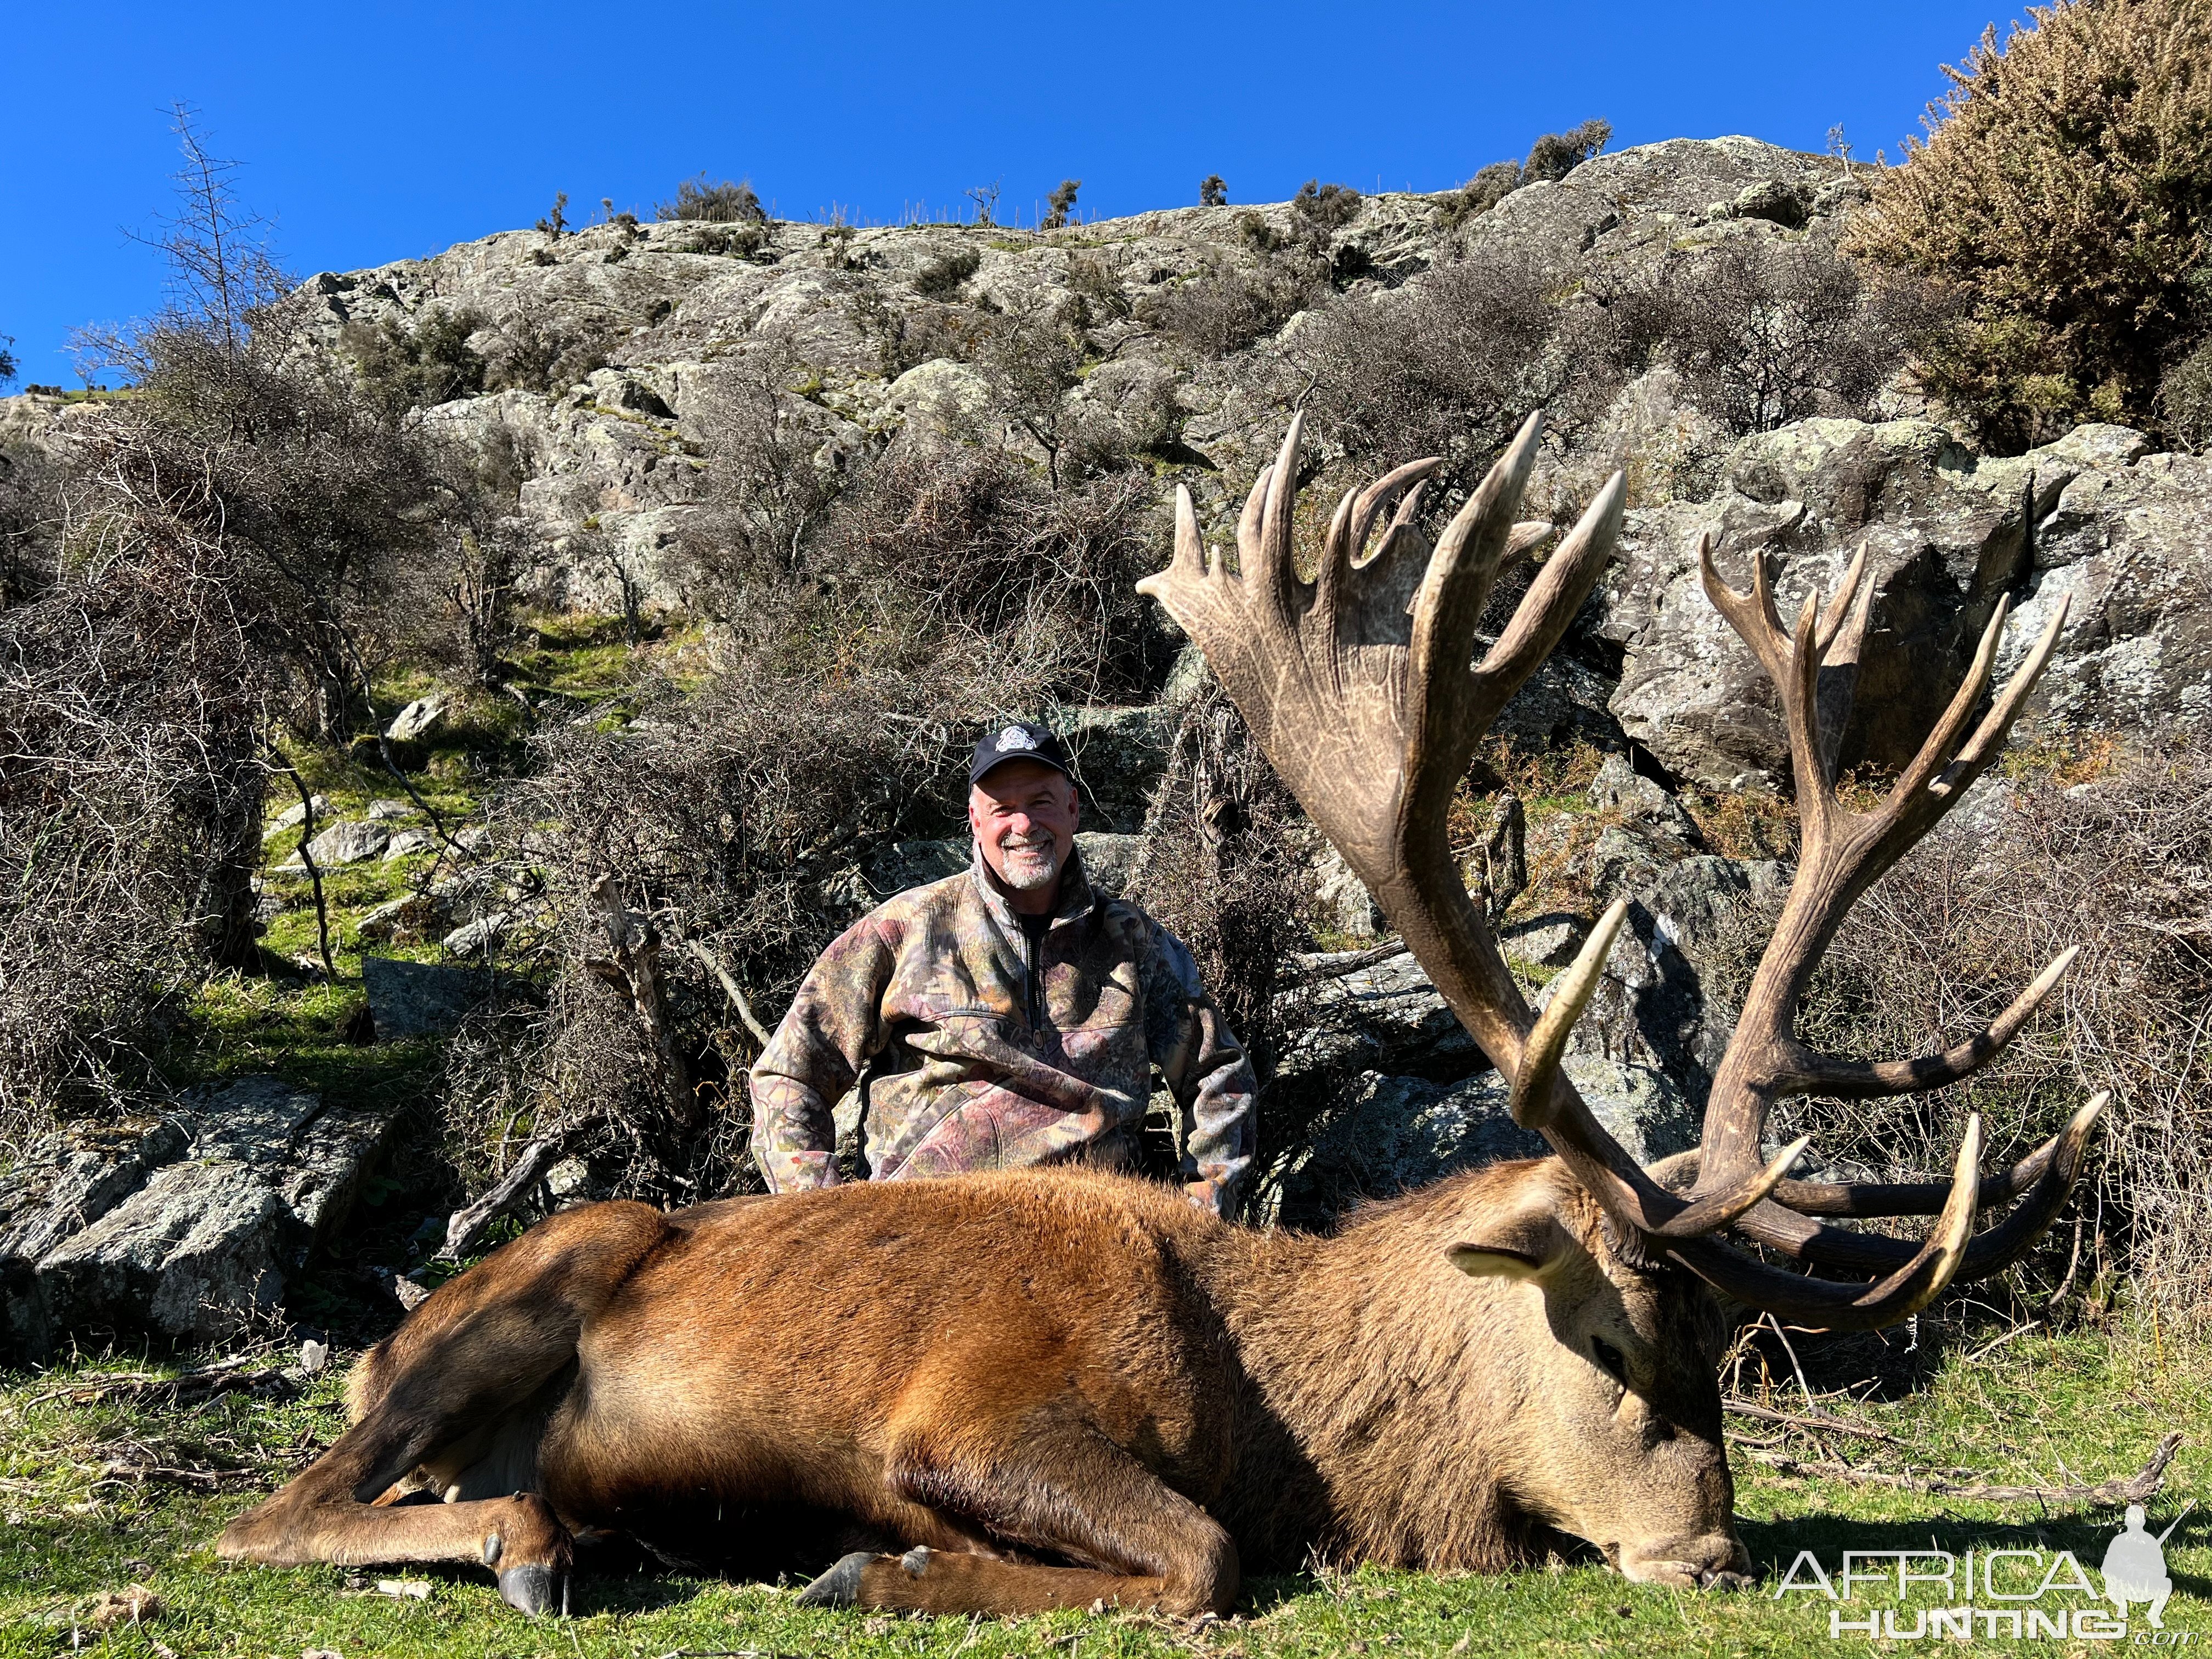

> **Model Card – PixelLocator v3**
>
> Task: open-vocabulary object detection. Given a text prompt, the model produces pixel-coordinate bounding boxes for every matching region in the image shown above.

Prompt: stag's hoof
[797,1551,873,1608]
[496,1562,567,1616]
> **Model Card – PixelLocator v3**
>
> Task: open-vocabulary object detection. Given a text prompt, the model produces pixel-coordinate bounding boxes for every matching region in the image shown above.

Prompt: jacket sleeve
[1143,922,1259,1215]
[747,915,900,1192]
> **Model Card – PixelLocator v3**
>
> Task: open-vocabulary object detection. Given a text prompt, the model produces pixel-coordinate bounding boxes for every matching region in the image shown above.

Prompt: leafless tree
[1294,246,1618,492]
[678,338,844,598]
[119,104,286,359]
[1655,236,1904,436]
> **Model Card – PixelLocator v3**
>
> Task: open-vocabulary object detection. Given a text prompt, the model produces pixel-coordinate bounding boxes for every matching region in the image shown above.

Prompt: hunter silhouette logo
[2104,1501,2192,1629]
[1776,1497,2199,1641]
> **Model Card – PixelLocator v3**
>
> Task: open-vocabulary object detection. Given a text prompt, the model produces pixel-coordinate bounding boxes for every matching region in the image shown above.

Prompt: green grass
[2,1327,2203,1656]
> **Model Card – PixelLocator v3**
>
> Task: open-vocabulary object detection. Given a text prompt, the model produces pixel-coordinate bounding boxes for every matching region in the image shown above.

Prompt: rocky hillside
[5,136,2210,1353]
[275,139,1853,603]
[238,134,2209,782]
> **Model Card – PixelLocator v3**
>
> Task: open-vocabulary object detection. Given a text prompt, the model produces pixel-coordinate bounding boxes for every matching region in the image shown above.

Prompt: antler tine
[1724,1095,2106,1282]
[1815,543,1870,657]
[1697,533,1790,684]
[1651,1136,1809,1238]
[1348,456,1442,561]
[1936,592,2070,793]
[1781,586,1839,809]
[1878,595,2015,823]
[1468,470,1626,732]
[1812,551,1876,779]
[1314,487,1360,631]
[1172,484,1211,578]
[1506,899,1728,1233]
[1248,414,1305,616]
[1405,414,1547,791]
[1509,897,1623,1136]
[1778,944,2079,1101]
[1507,520,1554,559]
[1668,1116,1983,1330]
[1321,487,1359,565]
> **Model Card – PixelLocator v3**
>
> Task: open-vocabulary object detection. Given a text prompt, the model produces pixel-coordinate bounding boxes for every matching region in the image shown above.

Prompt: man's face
[969,760,1079,901]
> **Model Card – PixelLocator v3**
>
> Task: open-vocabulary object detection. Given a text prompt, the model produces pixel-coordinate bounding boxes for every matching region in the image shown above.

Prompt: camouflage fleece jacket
[748,843,1256,1214]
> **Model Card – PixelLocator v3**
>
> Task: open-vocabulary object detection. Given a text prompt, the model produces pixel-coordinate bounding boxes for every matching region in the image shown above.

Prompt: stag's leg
[798,1419,1238,1618]
[217,1203,672,1615]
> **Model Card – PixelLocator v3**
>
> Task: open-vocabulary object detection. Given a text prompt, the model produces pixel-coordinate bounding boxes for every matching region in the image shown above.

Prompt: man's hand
[1184,1179,1222,1216]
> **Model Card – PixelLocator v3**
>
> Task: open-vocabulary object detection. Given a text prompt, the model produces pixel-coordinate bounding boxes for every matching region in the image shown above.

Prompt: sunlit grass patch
[2,1329,2201,1657]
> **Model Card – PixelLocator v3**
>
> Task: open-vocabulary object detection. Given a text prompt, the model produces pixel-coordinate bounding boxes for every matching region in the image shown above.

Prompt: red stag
[216,414,2103,1616]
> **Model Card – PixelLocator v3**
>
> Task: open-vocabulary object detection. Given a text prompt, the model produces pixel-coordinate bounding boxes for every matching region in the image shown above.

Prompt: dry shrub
[462,658,983,1200]
[1717,743,2212,1318]
[480,314,619,394]
[1845,0,2212,450]
[1656,237,1909,436]
[89,327,454,736]
[341,304,487,417]
[1,323,491,1149]
[2158,335,2212,452]
[1127,692,1321,1204]
[1435,119,1611,228]
[676,339,845,600]
[0,466,278,1147]
[450,430,1170,1198]
[1143,252,1326,358]
[1294,247,1623,493]
[823,437,1170,700]
[655,176,765,224]
[0,426,61,605]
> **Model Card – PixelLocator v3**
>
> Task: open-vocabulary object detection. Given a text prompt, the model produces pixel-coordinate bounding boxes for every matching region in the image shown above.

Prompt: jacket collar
[967,837,1097,935]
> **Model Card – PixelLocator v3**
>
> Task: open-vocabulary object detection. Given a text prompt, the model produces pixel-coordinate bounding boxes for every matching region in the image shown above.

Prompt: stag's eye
[1590,1335,1629,1385]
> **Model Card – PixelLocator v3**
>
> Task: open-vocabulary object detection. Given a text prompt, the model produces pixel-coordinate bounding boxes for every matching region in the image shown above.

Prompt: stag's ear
[1447,1244,1550,1280]
[1447,1198,1573,1282]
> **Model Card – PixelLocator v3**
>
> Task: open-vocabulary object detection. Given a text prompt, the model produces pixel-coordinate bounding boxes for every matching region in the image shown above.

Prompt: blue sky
[3,1,2027,386]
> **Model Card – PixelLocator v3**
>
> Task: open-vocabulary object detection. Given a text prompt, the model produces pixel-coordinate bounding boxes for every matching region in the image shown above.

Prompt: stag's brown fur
[218,1163,1746,1615]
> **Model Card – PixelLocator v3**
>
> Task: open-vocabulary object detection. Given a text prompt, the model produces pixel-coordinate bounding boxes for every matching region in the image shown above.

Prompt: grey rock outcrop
[385,696,449,743]
[1074,832,1148,897]
[864,837,967,899]
[1267,1054,1695,1224]
[1311,844,1385,940]
[0,1078,394,1358]
[265,795,330,835]
[1534,853,1790,1094]
[361,955,499,1039]
[1599,419,2212,788]
[1056,705,1176,832]
[381,827,439,860]
[1285,951,1481,1080]
[199,138,1860,615]
[303,819,391,866]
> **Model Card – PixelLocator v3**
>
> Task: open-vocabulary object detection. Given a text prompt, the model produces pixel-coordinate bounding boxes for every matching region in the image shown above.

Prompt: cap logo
[997,725,1039,752]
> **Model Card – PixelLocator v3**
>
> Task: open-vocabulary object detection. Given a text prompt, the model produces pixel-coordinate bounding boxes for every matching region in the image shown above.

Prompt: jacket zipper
[1024,926,1042,1029]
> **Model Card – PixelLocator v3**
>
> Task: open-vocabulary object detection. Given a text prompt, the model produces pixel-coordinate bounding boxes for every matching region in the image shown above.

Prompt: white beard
[997,838,1062,892]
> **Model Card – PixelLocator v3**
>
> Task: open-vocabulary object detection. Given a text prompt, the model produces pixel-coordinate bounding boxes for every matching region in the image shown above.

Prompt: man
[748,719,1257,1215]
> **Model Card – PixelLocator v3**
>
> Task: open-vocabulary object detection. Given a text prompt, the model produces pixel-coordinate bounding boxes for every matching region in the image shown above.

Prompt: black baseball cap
[969,719,1076,788]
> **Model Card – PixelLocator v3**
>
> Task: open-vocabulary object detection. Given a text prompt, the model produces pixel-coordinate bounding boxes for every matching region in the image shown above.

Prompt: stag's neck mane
[1202,1161,1583,1571]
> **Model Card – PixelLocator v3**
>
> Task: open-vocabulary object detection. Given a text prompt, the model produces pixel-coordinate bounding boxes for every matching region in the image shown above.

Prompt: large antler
[1139,415,2103,1331]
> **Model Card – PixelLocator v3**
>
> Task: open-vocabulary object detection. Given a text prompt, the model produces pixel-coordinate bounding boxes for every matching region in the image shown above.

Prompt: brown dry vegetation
[1846,0,2212,449]
[1711,740,2212,1314]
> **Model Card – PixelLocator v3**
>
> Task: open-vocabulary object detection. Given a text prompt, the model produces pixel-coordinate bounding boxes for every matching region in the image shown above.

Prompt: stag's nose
[1617,1531,1752,1590]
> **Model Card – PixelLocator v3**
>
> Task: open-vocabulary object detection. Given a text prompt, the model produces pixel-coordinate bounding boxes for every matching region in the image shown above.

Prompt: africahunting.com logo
[1778,1502,2195,1641]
